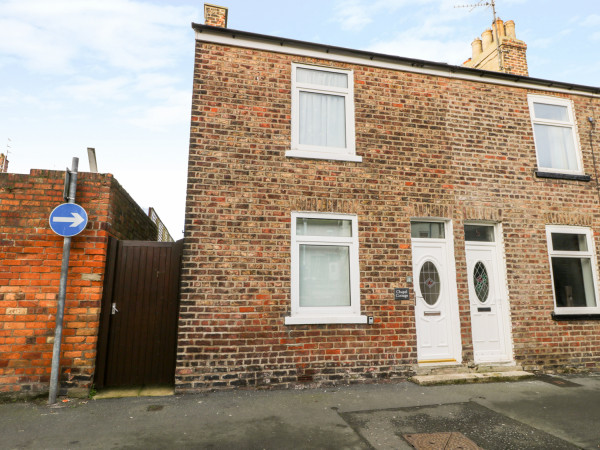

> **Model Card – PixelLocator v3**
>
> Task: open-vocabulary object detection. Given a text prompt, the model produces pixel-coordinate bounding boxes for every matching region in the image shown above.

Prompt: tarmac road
[1,374,599,449]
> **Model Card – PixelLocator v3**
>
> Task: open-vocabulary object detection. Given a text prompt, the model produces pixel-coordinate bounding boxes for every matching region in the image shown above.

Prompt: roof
[192,23,600,98]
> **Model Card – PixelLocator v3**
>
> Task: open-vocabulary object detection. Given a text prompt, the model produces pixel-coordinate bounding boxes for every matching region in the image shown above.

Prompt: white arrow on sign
[52,212,85,228]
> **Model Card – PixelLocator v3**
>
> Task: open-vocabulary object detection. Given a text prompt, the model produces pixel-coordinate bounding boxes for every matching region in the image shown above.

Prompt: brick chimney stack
[463,19,528,76]
[204,3,228,28]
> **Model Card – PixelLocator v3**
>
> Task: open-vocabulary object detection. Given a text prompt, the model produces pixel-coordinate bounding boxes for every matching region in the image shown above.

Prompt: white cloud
[581,14,600,27]
[558,28,573,37]
[332,0,442,32]
[529,37,553,49]
[0,0,198,137]
[0,0,197,74]
[55,72,183,103]
[126,90,191,131]
[332,0,373,31]
[132,73,183,99]
[58,76,132,102]
[0,87,65,114]
[359,0,480,64]
[0,17,77,73]
[0,88,43,107]
[368,35,468,64]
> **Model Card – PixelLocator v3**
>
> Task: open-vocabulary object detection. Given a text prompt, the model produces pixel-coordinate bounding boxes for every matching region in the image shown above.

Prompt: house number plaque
[394,288,409,300]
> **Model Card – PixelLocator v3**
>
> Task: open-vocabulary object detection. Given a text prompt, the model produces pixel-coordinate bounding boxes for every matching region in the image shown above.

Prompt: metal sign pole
[48,157,79,405]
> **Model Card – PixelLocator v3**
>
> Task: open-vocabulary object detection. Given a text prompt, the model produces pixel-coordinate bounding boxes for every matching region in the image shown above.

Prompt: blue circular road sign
[49,203,88,237]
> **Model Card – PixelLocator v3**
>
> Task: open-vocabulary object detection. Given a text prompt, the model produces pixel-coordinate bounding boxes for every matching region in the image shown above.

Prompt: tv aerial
[455,0,504,72]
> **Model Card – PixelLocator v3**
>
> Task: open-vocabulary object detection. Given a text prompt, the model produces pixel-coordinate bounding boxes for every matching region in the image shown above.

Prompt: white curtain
[534,124,577,170]
[297,68,347,88]
[533,103,569,121]
[299,92,346,148]
[299,245,351,307]
[581,258,597,307]
[297,68,347,149]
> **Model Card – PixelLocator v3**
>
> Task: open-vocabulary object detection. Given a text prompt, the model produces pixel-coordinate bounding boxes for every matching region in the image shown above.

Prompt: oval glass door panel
[419,261,441,306]
[473,261,489,303]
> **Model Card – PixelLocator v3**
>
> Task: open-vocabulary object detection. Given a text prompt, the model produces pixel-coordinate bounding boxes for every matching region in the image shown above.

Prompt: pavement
[1,373,600,449]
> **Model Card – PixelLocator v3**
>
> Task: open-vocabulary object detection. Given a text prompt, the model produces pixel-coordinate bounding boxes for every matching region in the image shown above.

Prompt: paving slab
[93,387,142,399]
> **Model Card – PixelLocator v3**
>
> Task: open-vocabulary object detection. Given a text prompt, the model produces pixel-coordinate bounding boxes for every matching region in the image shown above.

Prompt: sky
[1,0,599,239]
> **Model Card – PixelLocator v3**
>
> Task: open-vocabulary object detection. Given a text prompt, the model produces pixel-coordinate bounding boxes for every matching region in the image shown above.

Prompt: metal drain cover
[403,432,482,450]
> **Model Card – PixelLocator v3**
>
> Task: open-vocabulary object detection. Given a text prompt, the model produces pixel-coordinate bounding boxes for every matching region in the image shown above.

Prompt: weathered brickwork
[0,170,156,398]
[501,38,528,76]
[178,38,600,392]
[204,4,227,28]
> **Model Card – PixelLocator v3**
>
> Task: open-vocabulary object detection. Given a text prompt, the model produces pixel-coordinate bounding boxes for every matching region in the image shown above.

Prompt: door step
[93,386,174,399]
[410,364,534,385]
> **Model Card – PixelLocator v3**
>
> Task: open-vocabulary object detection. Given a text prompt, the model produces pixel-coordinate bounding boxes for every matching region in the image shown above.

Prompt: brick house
[177,5,600,392]
[0,169,158,398]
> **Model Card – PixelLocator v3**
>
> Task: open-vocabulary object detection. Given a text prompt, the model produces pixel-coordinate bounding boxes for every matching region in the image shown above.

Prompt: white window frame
[286,63,360,163]
[527,94,583,175]
[286,212,366,325]
[545,225,600,315]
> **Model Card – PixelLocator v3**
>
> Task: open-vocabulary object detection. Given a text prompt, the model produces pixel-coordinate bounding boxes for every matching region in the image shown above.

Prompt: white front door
[464,224,513,363]
[411,221,461,364]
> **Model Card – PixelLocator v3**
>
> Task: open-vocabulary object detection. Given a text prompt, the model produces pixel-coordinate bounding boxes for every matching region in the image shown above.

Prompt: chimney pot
[505,20,516,38]
[471,38,483,59]
[463,19,528,76]
[493,18,506,39]
[204,3,228,28]
[0,153,8,173]
[481,29,493,50]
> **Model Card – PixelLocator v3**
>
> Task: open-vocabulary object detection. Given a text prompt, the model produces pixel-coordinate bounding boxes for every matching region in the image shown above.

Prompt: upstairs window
[546,225,599,315]
[287,64,360,162]
[528,95,582,174]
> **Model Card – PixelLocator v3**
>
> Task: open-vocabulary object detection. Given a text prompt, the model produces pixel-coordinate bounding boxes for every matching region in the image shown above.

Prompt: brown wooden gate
[95,238,183,388]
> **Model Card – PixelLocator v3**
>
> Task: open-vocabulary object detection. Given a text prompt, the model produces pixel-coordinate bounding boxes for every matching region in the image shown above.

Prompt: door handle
[111,303,119,315]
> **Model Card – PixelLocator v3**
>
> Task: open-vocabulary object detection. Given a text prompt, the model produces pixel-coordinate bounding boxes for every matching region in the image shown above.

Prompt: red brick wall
[0,170,157,398]
[178,41,600,392]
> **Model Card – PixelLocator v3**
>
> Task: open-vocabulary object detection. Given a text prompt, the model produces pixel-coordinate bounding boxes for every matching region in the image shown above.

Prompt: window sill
[286,150,362,163]
[551,312,600,321]
[285,315,368,325]
[535,171,591,182]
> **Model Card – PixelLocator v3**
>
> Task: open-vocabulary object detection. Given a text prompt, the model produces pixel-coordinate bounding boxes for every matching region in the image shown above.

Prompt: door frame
[95,237,118,388]
[411,219,462,365]
[464,222,514,364]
